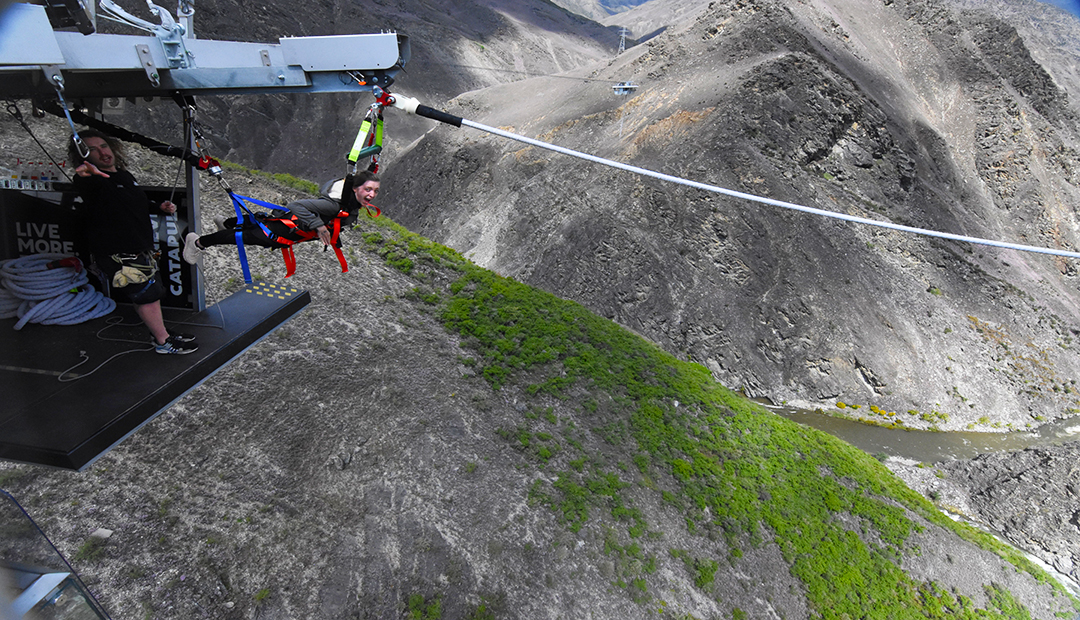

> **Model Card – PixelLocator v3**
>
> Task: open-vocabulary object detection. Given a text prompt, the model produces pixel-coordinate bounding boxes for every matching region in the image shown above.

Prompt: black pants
[198,217,291,249]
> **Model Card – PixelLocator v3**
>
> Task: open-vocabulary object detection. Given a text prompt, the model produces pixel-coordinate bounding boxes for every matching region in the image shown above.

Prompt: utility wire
[417,61,629,85]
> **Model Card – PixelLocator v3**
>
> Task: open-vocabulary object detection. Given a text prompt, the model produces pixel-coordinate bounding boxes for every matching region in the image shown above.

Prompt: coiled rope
[0,254,116,330]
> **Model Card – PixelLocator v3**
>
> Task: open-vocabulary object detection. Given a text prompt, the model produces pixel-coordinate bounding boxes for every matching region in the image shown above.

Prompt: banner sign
[0,184,197,310]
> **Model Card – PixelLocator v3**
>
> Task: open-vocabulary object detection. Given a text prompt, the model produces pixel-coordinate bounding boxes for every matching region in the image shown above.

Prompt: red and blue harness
[225,191,376,282]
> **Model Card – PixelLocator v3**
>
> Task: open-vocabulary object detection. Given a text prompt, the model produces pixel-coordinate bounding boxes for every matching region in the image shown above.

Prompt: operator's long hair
[68,128,127,170]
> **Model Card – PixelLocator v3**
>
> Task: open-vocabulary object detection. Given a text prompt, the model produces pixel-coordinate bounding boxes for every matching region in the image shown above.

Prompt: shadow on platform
[0,282,310,471]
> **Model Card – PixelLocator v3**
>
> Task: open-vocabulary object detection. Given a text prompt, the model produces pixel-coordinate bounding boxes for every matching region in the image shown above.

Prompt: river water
[767,406,1080,598]
[769,406,1080,462]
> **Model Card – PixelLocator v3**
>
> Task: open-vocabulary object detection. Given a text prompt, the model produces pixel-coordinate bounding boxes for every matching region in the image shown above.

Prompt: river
[769,406,1080,462]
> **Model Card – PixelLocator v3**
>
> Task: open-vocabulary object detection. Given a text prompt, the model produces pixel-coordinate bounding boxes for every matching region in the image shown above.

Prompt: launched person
[182,171,380,264]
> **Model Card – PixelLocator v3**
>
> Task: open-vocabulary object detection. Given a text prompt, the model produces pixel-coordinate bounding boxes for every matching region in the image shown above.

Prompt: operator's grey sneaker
[182,232,203,265]
[214,215,229,231]
[155,335,198,355]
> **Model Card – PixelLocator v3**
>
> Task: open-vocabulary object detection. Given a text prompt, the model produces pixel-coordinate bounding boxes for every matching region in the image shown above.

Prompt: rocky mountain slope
[890,440,1080,592]
[383,0,1080,433]
[0,123,1076,617]
[598,0,704,39]
[546,0,644,23]
[944,0,1080,112]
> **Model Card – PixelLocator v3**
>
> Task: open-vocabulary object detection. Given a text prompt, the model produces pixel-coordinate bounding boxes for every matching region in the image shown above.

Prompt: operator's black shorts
[96,251,165,305]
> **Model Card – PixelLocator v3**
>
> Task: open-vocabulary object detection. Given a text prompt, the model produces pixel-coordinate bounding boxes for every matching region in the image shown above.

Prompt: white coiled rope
[0,253,116,330]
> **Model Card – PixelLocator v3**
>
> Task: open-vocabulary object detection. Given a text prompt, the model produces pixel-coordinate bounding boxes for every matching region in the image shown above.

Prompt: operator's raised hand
[74,161,109,178]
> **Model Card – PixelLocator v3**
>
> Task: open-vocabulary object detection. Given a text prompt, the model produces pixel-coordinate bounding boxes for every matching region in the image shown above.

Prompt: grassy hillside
[358,214,1079,619]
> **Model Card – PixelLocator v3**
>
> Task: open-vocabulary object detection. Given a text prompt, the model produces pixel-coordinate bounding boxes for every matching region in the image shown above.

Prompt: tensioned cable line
[464,120,1080,260]
[388,94,1080,261]
[428,62,630,85]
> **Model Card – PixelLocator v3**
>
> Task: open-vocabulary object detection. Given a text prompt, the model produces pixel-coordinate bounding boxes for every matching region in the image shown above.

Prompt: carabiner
[72,134,90,159]
[5,100,22,121]
[51,75,90,159]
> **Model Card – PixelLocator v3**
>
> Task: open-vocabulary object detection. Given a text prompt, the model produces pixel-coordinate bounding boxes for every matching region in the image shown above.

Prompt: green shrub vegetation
[467,600,497,620]
[253,587,271,604]
[357,216,1078,619]
[72,536,107,563]
[407,593,442,620]
[219,160,320,195]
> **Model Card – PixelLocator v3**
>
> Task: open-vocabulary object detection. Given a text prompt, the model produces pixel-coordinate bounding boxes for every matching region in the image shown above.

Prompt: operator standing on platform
[69,129,198,355]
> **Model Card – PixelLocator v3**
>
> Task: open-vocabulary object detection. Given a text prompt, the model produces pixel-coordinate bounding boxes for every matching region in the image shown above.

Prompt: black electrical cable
[37,100,205,168]
[4,99,73,182]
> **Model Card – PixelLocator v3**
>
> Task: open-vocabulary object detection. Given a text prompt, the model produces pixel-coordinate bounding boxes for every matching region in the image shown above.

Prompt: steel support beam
[0,3,408,99]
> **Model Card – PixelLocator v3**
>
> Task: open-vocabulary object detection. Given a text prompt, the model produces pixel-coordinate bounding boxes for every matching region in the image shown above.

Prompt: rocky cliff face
[945,0,1080,102]
[383,0,1080,432]
[939,442,1080,590]
[889,440,1080,592]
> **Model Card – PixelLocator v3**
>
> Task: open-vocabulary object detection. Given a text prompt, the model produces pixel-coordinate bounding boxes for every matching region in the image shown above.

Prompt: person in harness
[181,171,381,271]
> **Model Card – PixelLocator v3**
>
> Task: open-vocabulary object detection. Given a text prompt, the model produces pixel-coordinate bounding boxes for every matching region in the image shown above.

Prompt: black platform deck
[0,282,310,470]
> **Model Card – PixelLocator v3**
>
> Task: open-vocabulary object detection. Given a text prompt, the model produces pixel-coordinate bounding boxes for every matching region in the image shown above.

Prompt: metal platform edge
[0,287,311,471]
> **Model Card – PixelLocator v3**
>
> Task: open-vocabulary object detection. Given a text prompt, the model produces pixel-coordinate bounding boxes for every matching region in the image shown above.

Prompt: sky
[1042,0,1080,18]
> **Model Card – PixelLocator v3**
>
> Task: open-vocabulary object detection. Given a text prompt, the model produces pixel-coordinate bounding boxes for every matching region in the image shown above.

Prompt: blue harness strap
[224,191,356,281]
[232,192,292,214]
[227,191,291,283]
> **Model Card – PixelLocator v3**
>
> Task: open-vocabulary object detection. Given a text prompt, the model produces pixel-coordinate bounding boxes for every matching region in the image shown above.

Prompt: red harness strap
[265,211,350,277]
